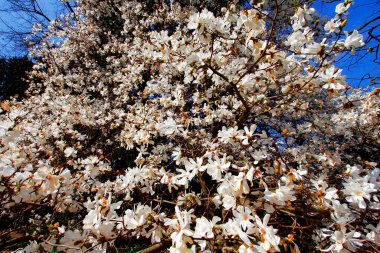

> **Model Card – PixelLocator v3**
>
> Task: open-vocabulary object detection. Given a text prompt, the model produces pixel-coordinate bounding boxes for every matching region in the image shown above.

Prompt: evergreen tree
[0,56,33,100]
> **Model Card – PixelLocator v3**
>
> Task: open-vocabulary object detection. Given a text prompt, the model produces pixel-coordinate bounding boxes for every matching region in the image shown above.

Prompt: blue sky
[0,0,379,88]
[313,0,380,88]
[0,0,61,57]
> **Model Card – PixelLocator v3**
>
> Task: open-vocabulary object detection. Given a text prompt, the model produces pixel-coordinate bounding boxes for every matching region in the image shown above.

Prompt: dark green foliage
[0,56,33,101]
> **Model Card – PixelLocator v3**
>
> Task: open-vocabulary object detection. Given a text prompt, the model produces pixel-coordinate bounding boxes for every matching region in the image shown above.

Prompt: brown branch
[358,16,380,31]
[203,64,250,111]
[0,235,38,249]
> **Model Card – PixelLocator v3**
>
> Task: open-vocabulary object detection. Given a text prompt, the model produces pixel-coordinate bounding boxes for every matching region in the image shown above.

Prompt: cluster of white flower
[0,0,378,252]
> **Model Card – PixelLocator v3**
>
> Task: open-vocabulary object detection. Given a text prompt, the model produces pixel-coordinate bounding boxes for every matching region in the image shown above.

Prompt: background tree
[0,56,33,100]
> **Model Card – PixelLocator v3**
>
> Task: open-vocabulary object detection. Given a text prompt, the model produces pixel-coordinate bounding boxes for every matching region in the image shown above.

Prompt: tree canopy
[0,0,379,252]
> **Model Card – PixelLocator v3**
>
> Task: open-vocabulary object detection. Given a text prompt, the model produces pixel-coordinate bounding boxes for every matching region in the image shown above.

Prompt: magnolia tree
[0,0,379,252]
